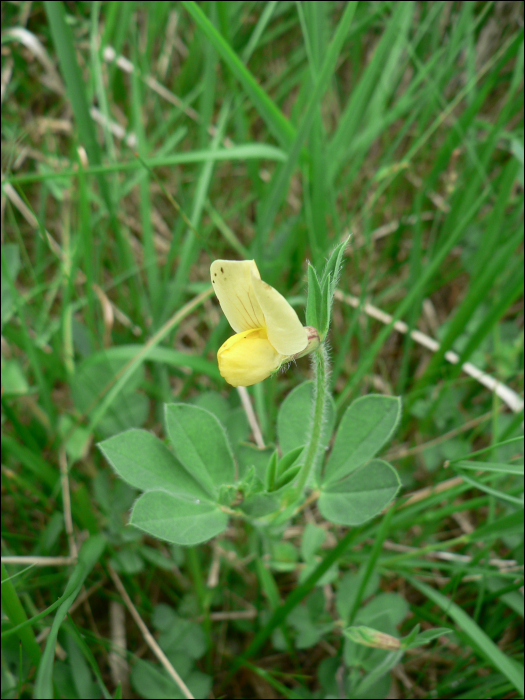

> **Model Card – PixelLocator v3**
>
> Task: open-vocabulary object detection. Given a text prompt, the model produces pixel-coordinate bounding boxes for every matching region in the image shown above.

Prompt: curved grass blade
[408,576,524,697]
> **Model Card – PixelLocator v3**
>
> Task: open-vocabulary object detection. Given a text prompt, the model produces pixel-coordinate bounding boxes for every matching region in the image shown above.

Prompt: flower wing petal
[210,260,265,333]
[251,272,307,355]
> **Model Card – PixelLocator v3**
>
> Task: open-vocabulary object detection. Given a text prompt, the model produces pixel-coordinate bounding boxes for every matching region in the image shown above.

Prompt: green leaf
[223,406,251,446]
[277,445,304,477]
[322,395,401,485]
[265,450,279,492]
[165,403,235,497]
[98,429,208,499]
[286,602,334,649]
[139,546,176,571]
[111,549,143,575]
[298,559,339,587]
[255,2,358,248]
[356,592,410,629]
[156,609,207,659]
[319,459,401,526]
[34,535,106,698]
[318,271,332,338]
[277,381,335,482]
[268,541,299,572]
[190,391,230,419]
[1,359,30,396]
[319,235,349,294]
[301,522,326,563]
[306,263,322,329]
[1,562,42,667]
[131,491,228,546]
[274,463,302,491]
[44,1,112,214]
[131,657,211,700]
[336,569,380,621]
[449,470,524,507]
[242,492,279,518]
[236,443,274,482]
[218,484,238,506]
[58,415,91,462]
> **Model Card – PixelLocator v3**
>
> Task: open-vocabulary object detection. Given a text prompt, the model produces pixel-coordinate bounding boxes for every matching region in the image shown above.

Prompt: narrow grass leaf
[181,0,295,148]
[337,188,490,409]
[34,535,106,698]
[0,563,41,666]
[256,2,357,249]
[452,461,524,475]
[44,1,112,212]
[327,1,413,184]
[454,471,523,507]
[408,577,524,696]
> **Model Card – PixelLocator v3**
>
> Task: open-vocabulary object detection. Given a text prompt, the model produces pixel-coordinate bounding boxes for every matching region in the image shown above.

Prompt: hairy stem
[286,344,329,504]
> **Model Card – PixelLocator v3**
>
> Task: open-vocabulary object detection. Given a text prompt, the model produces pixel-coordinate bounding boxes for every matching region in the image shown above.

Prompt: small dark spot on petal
[212,280,215,283]
[221,267,224,273]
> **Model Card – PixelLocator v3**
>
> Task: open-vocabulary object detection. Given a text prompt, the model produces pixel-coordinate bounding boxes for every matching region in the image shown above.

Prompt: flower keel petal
[217,328,284,387]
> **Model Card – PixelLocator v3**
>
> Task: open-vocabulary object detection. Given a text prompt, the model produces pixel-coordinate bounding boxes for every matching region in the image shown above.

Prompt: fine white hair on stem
[305,343,331,484]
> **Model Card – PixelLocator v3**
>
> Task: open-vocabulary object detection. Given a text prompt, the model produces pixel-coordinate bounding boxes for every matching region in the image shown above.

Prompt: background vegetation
[1,1,523,698]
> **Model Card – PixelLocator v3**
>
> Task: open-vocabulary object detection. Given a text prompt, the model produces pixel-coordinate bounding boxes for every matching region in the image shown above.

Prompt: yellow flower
[211,260,317,387]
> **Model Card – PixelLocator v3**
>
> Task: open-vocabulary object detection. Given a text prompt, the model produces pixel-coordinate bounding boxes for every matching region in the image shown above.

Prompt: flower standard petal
[210,260,264,332]
[211,258,312,386]
[217,328,284,387]
[250,271,307,355]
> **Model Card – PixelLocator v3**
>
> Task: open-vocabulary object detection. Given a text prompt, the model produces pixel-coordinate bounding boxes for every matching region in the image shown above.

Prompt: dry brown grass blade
[108,564,195,700]
[335,290,523,413]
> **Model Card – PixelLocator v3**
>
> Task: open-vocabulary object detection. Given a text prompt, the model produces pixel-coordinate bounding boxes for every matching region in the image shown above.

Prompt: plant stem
[286,344,329,504]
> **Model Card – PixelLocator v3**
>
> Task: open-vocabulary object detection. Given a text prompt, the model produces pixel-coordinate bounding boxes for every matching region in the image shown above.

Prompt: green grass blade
[33,535,106,698]
[181,0,295,149]
[5,144,287,186]
[85,288,213,435]
[408,577,524,697]
[336,188,489,410]
[327,1,414,185]
[453,472,523,507]
[241,1,279,63]
[255,1,358,253]
[43,1,113,213]
[1,563,42,667]
[169,101,230,312]
[418,226,523,389]
[452,461,524,475]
